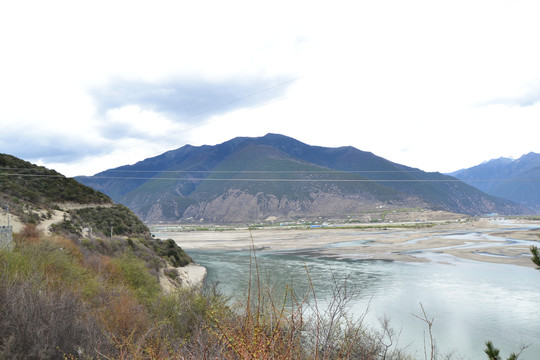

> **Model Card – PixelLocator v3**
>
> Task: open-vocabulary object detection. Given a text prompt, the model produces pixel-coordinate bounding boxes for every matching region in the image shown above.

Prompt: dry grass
[0,231,422,359]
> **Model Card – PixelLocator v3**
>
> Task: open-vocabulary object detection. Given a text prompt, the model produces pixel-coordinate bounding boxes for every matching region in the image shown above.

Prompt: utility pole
[2,205,13,251]
[110,226,113,238]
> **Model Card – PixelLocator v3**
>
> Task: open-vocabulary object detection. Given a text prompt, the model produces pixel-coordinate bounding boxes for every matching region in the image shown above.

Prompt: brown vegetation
[0,228,423,359]
[3,225,535,359]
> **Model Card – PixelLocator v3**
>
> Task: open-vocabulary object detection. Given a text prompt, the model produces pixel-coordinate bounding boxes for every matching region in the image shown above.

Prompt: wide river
[154,219,540,359]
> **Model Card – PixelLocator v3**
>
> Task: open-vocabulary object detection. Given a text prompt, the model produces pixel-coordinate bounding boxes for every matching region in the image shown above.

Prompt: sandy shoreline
[155,218,540,268]
[159,263,207,292]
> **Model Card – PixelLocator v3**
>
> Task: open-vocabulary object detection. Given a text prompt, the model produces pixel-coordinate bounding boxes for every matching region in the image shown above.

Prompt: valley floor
[152,218,540,268]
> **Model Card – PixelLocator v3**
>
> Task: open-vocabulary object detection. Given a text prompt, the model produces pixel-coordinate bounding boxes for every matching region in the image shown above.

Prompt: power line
[1,172,539,182]
[102,169,429,173]
[77,177,540,182]
[0,167,428,173]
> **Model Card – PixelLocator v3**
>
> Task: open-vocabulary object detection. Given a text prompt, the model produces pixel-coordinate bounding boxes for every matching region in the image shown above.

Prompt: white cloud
[1,0,539,176]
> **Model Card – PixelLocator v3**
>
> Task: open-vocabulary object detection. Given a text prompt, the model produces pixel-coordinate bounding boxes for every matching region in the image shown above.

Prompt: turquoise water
[187,248,540,359]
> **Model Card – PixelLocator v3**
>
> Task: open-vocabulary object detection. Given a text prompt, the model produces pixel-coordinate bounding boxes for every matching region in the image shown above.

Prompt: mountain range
[75,134,528,223]
[450,152,540,212]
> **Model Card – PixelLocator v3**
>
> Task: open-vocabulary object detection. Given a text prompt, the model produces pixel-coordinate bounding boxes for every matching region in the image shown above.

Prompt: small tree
[484,341,519,360]
[530,245,540,268]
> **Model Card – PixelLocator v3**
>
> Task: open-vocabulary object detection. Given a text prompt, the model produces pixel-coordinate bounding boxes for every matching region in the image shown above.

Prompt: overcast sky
[1,0,539,177]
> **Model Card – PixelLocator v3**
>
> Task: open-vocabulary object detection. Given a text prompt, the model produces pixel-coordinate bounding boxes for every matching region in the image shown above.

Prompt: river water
[161,226,540,359]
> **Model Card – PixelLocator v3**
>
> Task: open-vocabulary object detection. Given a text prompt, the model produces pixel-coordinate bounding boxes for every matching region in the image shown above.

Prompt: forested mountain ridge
[75,134,528,223]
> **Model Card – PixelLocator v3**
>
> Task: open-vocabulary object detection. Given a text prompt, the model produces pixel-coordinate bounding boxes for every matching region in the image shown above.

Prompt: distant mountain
[450,152,540,212]
[76,134,528,223]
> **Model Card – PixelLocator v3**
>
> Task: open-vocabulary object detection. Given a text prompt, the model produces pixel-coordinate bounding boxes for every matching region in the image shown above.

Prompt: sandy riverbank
[157,218,540,268]
[159,262,207,292]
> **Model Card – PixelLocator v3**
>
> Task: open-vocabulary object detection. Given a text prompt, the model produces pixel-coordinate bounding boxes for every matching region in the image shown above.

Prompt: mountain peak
[76,135,528,222]
[452,152,540,212]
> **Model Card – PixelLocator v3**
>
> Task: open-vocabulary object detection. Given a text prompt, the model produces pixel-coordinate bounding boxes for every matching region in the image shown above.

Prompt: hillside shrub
[0,241,107,359]
[0,277,105,359]
[1,229,447,360]
[15,223,42,244]
[112,252,161,304]
[152,238,192,267]
[78,235,191,275]
[69,204,150,238]
[50,214,82,237]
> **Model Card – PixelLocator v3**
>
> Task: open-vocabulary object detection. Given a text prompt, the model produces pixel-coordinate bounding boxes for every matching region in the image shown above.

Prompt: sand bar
[154,218,540,268]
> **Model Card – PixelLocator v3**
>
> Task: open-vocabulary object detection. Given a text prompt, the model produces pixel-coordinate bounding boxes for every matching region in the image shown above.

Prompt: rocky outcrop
[178,189,412,223]
[159,263,207,293]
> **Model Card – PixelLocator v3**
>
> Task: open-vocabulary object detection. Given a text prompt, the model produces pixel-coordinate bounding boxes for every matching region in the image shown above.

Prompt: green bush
[152,238,192,267]
[64,204,150,238]
[112,251,161,304]
[50,214,82,237]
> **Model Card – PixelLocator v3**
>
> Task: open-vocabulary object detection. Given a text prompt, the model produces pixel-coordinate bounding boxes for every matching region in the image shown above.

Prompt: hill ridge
[76,134,529,222]
[451,152,540,212]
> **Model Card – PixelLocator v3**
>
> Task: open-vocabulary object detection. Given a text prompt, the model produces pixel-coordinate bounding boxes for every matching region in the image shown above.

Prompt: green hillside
[0,154,111,206]
[0,154,153,239]
[76,134,528,223]
[190,143,399,201]
[0,153,192,256]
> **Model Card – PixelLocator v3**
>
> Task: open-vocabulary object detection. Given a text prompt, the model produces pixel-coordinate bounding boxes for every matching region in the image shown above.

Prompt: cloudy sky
[1,0,539,177]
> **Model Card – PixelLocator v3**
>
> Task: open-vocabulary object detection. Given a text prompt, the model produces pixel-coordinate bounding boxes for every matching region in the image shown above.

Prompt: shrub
[164,267,179,280]
[531,245,540,268]
[96,291,151,339]
[0,246,106,359]
[50,214,82,237]
[81,237,96,251]
[15,223,42,244]
[69,204,150,238]
[152,238,192,267]
[0,279,105,359]
[85,253,122,281]
[112,252,161,304]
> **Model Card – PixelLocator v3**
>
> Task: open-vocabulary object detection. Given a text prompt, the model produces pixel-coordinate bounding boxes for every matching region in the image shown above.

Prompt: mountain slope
[0,153,111,206]
[76,134,528,223]
[0,153,150,238]
[450,152,540,212]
